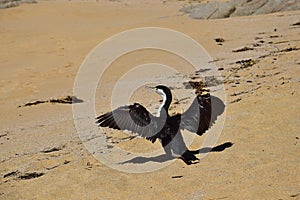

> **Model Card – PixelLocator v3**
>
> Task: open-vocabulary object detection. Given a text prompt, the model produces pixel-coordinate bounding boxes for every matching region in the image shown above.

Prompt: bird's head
[146,85,172,98]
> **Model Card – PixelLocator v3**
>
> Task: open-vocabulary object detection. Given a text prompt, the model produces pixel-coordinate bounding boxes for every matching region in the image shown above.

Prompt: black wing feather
[96,103,162,142]
[172,94,224,136]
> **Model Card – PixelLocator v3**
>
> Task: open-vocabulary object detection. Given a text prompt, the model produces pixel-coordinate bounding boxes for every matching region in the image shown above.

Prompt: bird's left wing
[96,103,163,142]
[171,94,224,136]
[177,93,212,136]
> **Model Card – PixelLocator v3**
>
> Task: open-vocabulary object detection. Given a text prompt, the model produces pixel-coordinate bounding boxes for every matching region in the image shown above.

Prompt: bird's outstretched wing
[172,94,224,136]
[96,103,163,142]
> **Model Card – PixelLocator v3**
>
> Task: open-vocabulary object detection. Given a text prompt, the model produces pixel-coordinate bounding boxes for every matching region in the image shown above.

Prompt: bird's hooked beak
[145,86,156,91]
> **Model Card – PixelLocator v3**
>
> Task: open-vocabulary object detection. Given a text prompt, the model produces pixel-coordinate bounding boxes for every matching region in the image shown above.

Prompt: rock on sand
[180,0,300,19]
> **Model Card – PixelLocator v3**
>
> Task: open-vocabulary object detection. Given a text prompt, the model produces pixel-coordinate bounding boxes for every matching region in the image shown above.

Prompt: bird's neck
[156,93,172,117]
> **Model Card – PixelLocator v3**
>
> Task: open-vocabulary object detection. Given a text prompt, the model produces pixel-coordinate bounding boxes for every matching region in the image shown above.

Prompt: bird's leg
[169,131,188,157]
[168,131,200,165]
[160,138,173,156]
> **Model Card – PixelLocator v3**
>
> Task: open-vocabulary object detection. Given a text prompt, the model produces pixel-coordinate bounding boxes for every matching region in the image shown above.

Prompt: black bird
[96,85,220,164]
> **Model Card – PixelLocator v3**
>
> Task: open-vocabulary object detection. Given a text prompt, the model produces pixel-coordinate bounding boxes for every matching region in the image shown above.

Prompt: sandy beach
[0,0,299,199]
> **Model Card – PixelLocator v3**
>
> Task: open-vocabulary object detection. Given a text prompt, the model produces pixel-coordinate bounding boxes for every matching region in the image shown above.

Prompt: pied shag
[96,85,219,164]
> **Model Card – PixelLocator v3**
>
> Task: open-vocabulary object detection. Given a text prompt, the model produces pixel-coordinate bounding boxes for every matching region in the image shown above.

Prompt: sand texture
[0,0,299,199]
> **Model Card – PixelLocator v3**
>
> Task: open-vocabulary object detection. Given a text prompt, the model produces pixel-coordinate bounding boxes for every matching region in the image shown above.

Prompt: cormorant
[96,85,217,164]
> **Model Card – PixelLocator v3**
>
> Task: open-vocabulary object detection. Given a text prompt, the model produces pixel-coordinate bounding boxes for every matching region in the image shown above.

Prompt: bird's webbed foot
[180,150,199,165]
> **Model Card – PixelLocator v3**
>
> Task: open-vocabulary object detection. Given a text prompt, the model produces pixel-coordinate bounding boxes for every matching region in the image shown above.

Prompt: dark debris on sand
[291,22,300,26]
[18,172,44,180]
[18,96,83,107]
[236,59,258,69]
[3,170,20,178]
[232,46,254,52]
[183,81,210,95]
[215,38,225,45]
[41,145,65,153]
[3,170,44,180]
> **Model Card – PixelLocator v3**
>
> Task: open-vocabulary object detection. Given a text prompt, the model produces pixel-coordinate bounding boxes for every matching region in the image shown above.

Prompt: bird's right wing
[96,103,164,142]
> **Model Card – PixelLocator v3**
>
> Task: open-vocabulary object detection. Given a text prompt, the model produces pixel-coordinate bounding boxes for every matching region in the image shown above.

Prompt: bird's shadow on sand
[119,142,233,165]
